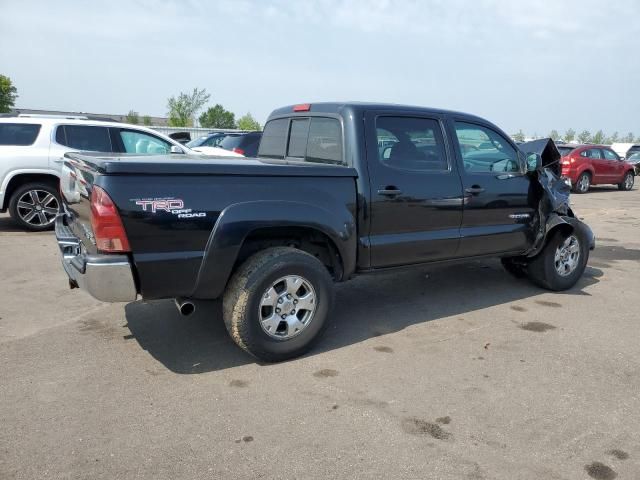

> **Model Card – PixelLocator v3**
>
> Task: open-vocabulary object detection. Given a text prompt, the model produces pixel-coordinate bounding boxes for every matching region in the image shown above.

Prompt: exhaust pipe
[174,298,196,316]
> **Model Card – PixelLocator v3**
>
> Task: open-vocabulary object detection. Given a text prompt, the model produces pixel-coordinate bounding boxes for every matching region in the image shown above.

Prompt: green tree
[125,110,139,124]
[511,130,525,142]
[199,104,236,129]
[142,115,152,126]
[548,129,560,141]
[577,130,591,144]
[0,74,18,113]
[167,87,211,127]
[564,128,576,143]
[591,130,605,144]
[237,112,261,131]
[607,131,619,144]
[622,132,634,143]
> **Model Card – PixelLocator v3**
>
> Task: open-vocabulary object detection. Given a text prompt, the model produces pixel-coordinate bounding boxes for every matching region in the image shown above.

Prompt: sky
[1,0,639,136]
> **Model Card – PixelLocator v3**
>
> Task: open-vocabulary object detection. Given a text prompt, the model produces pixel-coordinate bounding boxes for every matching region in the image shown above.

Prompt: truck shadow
[0,215,25,233]
[125,257,608,374]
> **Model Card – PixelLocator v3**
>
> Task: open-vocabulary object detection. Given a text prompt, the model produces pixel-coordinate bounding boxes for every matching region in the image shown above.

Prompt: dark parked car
[186,132,231,149]
[218,131,262,157]
[55,102,594,362]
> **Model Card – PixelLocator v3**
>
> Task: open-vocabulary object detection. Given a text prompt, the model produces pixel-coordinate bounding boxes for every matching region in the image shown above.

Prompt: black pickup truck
[56,102,595,361]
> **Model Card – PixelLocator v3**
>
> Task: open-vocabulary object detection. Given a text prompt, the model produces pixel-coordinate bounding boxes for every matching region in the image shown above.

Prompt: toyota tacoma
[55,102,595,361]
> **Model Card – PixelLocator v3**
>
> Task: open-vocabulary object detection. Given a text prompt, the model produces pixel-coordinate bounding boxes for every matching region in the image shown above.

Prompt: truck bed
[60,152,359,300]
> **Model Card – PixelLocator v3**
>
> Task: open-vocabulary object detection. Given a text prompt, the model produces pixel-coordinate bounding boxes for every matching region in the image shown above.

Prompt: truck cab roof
[268,102,490,125]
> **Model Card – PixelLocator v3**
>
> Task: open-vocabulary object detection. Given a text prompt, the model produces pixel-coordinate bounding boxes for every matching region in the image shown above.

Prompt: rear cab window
[0,123,41,146]
[258,116,344,165]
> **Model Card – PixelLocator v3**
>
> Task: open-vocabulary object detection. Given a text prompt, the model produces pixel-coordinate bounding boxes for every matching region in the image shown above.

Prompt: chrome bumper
[55,215,137,302]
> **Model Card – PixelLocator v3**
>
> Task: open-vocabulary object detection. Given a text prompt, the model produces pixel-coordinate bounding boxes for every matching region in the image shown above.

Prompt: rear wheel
[223,247,335,362]
[526,229,589,291]
[8,182,60,231]
[574,172,591,194]
[618,171,634,191]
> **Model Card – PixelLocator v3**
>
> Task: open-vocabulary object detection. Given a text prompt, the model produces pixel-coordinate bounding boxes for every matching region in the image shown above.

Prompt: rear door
[449,120,534,257]
[579,148,605,182]
[365,111,463,267]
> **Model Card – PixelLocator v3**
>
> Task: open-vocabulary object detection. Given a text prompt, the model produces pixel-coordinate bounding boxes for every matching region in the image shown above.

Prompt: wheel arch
[527,214,595,259]
[190,200,357,299]
[1,170,60,210]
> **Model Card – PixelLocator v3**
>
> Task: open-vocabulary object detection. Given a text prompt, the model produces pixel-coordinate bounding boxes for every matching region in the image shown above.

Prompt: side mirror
[526,152,542,172]
[170,145,184,154]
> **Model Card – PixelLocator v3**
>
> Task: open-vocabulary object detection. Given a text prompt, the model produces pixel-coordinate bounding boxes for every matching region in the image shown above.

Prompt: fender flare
[527,213,595,258]
[190,200,357,299]
[0,169,61,209]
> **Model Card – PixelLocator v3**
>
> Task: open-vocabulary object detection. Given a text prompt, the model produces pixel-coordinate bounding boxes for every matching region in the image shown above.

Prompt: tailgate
[59,154,101,255]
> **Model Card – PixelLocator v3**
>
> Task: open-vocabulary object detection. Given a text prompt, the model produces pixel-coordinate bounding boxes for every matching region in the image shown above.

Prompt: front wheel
[8,182,61,231]
[526,229,589,291]
[223,247,335,362]
[618,171,634,191]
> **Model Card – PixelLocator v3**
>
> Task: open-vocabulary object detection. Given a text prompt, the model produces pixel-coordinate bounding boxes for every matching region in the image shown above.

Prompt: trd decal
[131,197,207,219]
[135,199,184,212]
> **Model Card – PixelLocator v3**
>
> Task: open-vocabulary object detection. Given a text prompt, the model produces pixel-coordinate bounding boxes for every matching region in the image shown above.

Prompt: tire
[526,228,589,291]
[501,257,527,278]
[573,172,591,194]
[223,247,335,362]
[8,182,61,232]
[618,171,634,191]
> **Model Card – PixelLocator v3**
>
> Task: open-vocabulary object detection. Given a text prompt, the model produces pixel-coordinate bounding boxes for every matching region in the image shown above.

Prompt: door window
[375,116,448,171]
[119,129,171,154]
[601,149,619,160]
[454,122,520,173]
[580,149,602,159]
[57,125,112,151]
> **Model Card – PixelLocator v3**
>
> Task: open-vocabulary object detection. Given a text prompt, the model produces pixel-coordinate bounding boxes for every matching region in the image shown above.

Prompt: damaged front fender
[518,138,595,258]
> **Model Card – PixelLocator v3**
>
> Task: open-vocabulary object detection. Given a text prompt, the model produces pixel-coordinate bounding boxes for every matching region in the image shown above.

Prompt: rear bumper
[55,215,138,302]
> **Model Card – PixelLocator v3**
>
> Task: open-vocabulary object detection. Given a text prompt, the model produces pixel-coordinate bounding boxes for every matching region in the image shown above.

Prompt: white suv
[0,116,190,231]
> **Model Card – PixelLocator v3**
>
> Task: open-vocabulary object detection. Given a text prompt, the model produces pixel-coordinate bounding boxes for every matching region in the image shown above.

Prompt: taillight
[90,186,130,253]
[293,103,311,112]
[232,147,245,155]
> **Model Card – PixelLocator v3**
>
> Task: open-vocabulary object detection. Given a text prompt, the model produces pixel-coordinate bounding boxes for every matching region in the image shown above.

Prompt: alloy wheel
[16,190,59,227]
[554,235,580,277]
[259,275,317,339]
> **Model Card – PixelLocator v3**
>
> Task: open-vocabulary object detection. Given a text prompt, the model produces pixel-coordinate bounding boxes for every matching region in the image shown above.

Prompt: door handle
[377,187,403,197]
[465,186,485,194]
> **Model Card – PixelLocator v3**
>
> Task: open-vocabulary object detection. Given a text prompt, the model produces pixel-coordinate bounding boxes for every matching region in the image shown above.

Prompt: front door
[365,112,464,268]
[449,120,535,257]
[601,147,623,182]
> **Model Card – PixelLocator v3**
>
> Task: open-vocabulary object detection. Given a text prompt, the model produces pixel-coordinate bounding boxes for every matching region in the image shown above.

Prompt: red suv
[559,144,635,193]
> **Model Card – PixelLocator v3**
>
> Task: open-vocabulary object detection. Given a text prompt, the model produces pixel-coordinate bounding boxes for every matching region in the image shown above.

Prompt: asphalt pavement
[1,186,639,479]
